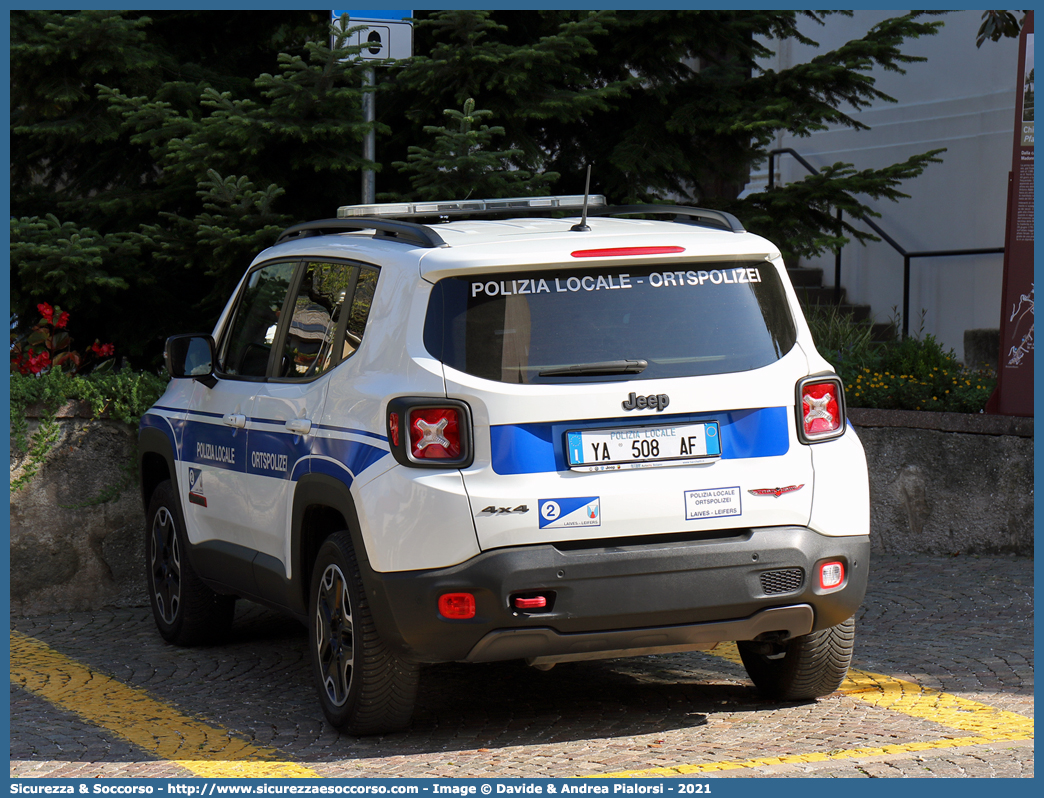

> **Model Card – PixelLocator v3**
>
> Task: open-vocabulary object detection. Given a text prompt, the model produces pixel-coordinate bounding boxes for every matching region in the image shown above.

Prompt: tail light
[386,397,473,468]
[408,408,461,459]
[796,375,846,443]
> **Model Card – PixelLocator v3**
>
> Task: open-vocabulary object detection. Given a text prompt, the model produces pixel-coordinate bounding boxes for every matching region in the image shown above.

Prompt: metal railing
[767,148,1005,337]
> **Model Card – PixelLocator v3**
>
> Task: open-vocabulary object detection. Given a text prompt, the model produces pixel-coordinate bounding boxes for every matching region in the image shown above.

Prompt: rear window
[423,261,797,384]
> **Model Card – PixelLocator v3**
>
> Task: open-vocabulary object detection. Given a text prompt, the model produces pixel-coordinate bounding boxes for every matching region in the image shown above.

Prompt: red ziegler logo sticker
[748,484,805,498]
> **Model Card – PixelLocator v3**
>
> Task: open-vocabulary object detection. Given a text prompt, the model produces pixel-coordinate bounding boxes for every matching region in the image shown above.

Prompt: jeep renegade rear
[139,195,870,734]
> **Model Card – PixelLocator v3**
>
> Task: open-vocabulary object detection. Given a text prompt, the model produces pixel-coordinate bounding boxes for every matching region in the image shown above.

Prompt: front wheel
[308,531,418,734]
[738,617,855,700]
[144,480,235,645]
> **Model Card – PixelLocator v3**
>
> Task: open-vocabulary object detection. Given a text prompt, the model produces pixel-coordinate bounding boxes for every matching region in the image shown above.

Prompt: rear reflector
[388,412,400,447]
[571,246,685,258]
[438,593,476,619]
[819,561,845,590]
[798,376,845,442]
[513,596,548,610]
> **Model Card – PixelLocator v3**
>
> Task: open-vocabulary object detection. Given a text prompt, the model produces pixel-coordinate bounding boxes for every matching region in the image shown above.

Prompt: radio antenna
[570,164,593,232]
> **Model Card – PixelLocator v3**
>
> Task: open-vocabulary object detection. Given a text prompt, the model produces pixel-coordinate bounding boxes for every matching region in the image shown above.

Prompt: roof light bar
[337,195,607,219]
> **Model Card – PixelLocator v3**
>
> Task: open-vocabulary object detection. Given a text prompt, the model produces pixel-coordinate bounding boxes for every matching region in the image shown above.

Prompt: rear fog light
[438,592,476,619]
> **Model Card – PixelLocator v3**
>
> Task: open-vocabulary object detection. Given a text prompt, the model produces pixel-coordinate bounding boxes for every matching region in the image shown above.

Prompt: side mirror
[165,334,218,388]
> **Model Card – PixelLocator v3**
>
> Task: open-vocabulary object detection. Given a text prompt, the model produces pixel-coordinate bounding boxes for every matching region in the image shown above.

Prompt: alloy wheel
[315,563,354,707]
[150,506,181,624]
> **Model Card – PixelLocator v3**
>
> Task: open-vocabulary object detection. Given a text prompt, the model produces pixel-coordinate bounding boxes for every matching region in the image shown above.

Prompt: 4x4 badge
[748,484,804,498]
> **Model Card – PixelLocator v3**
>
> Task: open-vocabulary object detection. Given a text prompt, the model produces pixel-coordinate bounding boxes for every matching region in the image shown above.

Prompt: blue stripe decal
[491,407,790,475]
[143,412,388,480]
[309,457,358,485]
[311,435,389,475]
[140,413,179,455]
[181,416,246,474]
[248,428,311,480]
[248,416,289,426]
[314,423,388,442]
[291,458,312,483]
[152,405,224,420]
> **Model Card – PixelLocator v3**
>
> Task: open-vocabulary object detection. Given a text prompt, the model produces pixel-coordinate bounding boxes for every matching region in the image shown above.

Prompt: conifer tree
[393,99,558,200]
[12,10,954,364]
[387,10,948,258]
[10,11,370,361]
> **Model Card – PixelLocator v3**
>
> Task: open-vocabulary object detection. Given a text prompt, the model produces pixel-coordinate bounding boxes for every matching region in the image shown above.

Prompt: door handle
[223,413,246,429]
[286,418,312,435]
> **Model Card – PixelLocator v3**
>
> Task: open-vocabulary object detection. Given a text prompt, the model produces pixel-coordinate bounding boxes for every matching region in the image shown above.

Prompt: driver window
[220,262,296,377]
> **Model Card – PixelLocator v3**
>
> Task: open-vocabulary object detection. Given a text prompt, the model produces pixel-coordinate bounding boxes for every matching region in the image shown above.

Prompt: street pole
[361,67,376,204]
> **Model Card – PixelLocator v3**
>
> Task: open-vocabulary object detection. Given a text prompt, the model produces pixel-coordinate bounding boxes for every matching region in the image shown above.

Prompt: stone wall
[850,409,1033,556]
[10,415,144,617]
[8,411,1034,616]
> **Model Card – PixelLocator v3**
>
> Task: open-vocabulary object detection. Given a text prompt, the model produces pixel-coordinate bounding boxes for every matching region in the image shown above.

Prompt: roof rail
[597,205,745,233]
[274,218,447,249]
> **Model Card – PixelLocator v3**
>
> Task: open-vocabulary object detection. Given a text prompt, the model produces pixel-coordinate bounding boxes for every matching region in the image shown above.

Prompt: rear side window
[424,262,796,384]
[279,261,355,379]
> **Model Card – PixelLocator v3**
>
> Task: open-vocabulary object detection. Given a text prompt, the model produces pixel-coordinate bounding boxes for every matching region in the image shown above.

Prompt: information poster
[994,11,1034,416]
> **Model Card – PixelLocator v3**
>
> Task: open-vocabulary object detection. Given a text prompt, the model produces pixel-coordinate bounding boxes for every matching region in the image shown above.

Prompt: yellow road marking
[10,631,320,779]
[596,736,1028,777]
[598,643,1033,777]
[12,631,1033,779]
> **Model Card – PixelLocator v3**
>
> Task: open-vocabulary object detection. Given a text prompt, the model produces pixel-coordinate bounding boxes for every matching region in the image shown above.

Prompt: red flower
[27,350,51,375]
[90,341,115,358]
[37,303,54,323]
[55,311,69,329]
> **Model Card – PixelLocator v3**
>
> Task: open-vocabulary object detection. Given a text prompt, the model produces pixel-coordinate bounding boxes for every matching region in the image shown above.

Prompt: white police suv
[139,195,870,734]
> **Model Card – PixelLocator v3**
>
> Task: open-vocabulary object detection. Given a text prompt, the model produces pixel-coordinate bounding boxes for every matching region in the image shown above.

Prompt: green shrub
[808,308,996,413]
[806,306,877,376]
[10,366,168,454]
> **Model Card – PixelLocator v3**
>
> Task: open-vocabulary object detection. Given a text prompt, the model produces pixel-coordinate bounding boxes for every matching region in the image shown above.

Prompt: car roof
[251,214,781,276]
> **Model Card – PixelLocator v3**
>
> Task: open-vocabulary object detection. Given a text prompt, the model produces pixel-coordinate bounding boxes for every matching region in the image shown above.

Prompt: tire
[738,617,855,700]
[145,479,235,646]
[308,531,419,735]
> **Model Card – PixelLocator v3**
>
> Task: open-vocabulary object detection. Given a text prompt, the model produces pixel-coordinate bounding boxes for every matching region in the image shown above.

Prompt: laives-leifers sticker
[538,497,600,529]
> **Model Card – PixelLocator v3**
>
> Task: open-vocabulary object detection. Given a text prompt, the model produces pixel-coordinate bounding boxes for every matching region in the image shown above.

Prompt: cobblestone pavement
[10,554,1034,779]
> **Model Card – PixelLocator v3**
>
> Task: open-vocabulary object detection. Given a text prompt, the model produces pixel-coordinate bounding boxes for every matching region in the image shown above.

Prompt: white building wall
[756,10,1021,362]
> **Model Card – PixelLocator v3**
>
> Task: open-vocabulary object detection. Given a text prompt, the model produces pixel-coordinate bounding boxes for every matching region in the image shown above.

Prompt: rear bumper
[364,525,870,663]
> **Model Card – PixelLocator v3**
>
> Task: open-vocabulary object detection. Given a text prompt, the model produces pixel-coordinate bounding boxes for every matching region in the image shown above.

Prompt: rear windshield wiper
[538,359,648,377]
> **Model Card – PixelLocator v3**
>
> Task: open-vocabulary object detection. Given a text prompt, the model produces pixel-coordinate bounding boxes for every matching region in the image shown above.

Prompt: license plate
[566,421,721,471]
